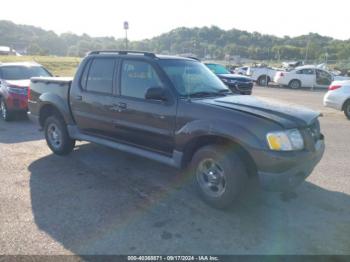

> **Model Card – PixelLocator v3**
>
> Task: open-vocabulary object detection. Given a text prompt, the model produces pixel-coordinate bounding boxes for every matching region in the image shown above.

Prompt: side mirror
[145,86,169,101]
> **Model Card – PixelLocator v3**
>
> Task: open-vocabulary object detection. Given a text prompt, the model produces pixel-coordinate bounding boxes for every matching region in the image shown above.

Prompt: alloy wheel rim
[47,123,62,149]
[291,81,299,88]
[196,158,226,198]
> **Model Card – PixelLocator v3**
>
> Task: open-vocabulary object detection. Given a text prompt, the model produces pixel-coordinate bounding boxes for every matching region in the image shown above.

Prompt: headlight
[7,86,27,95]
[222,78,237,84]
[266,129,304,151]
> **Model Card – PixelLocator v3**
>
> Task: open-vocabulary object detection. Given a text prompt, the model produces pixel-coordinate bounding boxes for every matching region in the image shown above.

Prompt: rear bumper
[250,139,325,192]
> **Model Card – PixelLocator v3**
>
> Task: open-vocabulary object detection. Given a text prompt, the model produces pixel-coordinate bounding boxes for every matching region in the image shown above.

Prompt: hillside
[1,20,350,62]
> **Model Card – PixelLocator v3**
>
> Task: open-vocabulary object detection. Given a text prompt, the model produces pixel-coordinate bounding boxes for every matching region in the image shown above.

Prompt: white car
[324,80,350,119]
[274,65,334,89]
[246,66,277,86]
[234,66,248,75]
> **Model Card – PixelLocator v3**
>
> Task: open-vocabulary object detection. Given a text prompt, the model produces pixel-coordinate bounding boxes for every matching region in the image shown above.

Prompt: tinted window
[159,60,229,96]
[86,58,116,94]
[296,69,314,75]
[0,66,52,80]
[121,60,162,99]
[206,64,230,74]
[80,60,92,89]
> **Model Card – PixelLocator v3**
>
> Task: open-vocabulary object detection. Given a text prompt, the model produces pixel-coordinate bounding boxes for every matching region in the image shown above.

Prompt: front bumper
[6,94,28,111]
[250,139,325,192]
[227,82,253,95]
[323,91,343,111]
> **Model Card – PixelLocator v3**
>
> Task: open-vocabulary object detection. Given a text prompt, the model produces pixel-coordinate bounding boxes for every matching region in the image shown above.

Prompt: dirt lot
[0,86,349,255]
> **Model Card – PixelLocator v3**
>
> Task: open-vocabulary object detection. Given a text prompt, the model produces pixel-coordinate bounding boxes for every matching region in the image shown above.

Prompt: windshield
[0,66,52,80]
[159,60,230,97]
[205,64,230,74]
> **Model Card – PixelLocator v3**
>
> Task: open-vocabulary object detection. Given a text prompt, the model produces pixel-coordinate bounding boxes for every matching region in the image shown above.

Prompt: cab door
[315,69,333,88]
[295,68,316,87]
[110,59,177,154]
[70,57,119,138]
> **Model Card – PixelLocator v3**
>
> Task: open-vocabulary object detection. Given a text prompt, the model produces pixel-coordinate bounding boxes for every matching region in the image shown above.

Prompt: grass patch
[0,56,81,77]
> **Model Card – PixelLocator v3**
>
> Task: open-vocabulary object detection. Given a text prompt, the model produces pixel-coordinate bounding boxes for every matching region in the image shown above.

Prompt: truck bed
[29,77,74,123]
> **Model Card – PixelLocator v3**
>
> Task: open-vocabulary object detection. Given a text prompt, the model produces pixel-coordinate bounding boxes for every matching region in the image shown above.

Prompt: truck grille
[308,120,321,143]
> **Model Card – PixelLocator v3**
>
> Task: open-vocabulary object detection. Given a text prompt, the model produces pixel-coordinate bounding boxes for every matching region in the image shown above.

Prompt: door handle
[75,95,83,101]
[110,102,127,112]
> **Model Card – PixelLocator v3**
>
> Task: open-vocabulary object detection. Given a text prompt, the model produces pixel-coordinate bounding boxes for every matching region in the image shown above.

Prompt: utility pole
[124,21,129,50]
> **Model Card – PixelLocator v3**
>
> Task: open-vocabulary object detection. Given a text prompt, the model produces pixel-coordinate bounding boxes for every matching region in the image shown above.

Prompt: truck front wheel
[191,145,248,209]
[44,115,75,155]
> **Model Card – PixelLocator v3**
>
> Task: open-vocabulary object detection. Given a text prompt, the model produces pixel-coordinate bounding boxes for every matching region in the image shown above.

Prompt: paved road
[0,87,349,255]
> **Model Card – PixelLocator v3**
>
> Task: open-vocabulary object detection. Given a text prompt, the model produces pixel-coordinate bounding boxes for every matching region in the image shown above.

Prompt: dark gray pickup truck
[28,51,325,208]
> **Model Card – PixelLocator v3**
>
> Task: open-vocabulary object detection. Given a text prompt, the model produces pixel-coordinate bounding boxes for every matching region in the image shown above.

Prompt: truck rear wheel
[257,76,269,86]
[191,145,247,209]
[44,115,75,155]
[289,79,301,89]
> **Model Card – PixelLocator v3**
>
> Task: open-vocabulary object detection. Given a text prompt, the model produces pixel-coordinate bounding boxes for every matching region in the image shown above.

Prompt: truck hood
[200,95,320,128]
[4,80,30,88]
[217,74,253,82]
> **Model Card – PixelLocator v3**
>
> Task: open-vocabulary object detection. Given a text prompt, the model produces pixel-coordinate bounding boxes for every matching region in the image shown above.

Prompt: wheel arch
[37,92,74,127]
[181,135,257,177]
[39,103,65,127]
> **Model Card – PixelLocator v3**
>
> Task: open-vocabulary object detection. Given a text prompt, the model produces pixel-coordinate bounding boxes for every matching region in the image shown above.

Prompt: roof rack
[88,50,156,58]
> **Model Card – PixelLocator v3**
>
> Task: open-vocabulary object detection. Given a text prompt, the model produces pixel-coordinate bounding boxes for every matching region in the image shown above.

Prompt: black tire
[190,144,248,209]
[44,115,76,155]
[289,79,301,89]
[0,98,12,121]
[257,76,270,86]
[343,100,350,120]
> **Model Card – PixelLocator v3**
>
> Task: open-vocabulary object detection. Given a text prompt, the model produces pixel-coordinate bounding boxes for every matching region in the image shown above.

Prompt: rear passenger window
[86,58,116,94]
[80,60,91,88]
[121,60,162,99]
[297,69,314,75]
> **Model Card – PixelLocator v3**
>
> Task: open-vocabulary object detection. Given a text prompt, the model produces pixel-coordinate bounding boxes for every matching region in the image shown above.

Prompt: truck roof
[87,50,197,61]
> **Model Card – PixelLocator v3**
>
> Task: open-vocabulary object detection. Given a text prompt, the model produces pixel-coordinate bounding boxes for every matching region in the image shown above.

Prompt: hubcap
[291,81,299,88]
[47,123,62,149]
[1,101,7,119]
[196,158,226,198]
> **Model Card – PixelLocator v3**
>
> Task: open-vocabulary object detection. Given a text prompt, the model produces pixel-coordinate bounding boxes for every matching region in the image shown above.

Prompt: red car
[0,62,52,121]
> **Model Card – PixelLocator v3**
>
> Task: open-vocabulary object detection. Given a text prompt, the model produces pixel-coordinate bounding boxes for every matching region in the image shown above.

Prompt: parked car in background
[246,64,277,86]
[205,63,253,95]
[0,62,52,121]
[274,65,334,89]
[324,80,350,119]
[29,51,324,208]
[234,66,248,75]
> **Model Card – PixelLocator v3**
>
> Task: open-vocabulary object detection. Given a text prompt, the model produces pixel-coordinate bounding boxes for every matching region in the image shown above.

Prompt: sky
[1,0,350,40]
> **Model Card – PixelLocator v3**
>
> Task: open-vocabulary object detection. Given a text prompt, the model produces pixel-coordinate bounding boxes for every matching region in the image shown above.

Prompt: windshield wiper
[187,91,229,98]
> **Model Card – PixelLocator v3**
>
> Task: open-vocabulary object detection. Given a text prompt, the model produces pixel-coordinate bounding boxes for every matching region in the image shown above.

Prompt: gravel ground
[0,86,349,255]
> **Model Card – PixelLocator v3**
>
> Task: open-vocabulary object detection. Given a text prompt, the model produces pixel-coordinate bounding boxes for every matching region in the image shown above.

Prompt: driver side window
[121,60,162,99]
